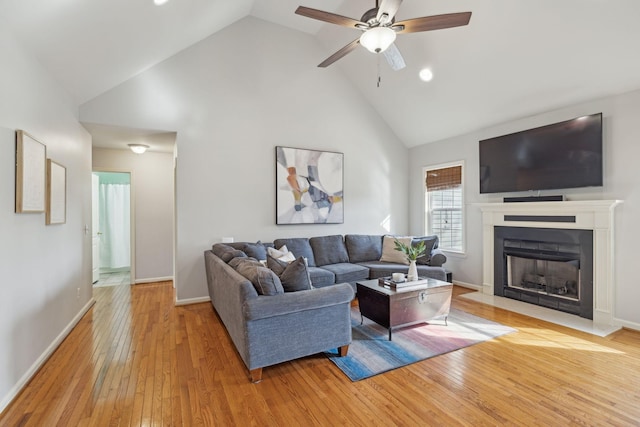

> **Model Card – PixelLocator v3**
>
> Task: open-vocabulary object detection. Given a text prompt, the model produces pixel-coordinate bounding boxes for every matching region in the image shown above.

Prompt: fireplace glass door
[507,255,580,301]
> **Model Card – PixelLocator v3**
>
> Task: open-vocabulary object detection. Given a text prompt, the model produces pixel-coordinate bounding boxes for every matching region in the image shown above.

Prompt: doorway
[92,171,133,287]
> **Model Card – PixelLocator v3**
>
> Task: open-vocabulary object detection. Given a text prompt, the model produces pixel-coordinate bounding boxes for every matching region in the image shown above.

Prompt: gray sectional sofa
[204,234,447,382]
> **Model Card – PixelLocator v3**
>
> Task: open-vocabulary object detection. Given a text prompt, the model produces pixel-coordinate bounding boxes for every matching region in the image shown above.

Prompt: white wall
[92,148,175,282]
[80,17,409,302]
[409,89,640,328]
[0,26,92,410]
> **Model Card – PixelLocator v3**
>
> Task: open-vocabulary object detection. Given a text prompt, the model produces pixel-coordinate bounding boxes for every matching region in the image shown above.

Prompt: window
[424,163,464,253]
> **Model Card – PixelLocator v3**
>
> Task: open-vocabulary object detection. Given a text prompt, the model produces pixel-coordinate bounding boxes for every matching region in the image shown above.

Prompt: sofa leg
[250,368,263,383]
[338,345,349,357]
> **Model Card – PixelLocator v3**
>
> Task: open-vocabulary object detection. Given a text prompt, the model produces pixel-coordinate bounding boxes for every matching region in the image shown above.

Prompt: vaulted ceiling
[3,0,640,147]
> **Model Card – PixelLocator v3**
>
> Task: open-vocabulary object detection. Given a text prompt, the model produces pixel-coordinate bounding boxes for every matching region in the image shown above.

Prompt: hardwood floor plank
[2,283,640,426]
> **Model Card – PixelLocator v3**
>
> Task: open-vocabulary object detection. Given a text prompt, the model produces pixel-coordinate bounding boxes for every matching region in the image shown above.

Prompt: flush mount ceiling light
[419,68,433,82]
[128,144,149,154]
[359,26,396,53]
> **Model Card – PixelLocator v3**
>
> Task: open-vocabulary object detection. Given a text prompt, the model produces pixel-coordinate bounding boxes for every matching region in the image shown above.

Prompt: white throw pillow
[267,245,289,258]
[267,245,296,263]
[278,252,296,263]
[379,235,412,265]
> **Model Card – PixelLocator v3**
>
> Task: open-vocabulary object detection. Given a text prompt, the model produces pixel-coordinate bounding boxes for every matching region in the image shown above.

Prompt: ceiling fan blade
[295,6,365,28]
[382,43,406,71]
[394,12,472,34]
[317,38,361,68]
[376,0,403,23]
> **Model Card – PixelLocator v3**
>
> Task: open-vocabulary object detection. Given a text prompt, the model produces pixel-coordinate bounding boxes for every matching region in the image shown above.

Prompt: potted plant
[394,239,426,281]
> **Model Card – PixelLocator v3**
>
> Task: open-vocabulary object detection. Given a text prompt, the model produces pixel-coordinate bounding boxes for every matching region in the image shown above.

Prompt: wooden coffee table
[356,278,453,340]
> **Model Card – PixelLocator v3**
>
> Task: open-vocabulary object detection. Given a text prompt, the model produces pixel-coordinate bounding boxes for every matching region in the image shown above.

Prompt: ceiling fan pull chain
[377,55,382,87]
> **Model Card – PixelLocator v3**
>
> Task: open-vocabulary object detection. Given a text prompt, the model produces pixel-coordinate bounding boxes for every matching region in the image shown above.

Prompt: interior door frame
[92,168,135,285]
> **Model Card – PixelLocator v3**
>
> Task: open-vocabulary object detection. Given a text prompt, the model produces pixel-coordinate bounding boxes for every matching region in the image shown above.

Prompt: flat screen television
[479,113,603,194]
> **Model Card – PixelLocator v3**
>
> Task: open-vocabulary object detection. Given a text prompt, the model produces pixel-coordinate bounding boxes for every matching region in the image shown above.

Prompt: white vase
[407,260,418,282]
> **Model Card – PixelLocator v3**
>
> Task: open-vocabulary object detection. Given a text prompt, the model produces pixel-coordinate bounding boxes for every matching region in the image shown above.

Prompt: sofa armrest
[430,248,447,267]
[243,283,354,321]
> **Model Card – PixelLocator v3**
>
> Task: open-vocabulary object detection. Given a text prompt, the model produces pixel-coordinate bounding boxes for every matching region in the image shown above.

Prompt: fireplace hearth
[494,227,593,319]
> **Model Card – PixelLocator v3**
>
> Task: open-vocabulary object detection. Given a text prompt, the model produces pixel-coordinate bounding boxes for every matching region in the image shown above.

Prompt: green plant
[394,239,426,262]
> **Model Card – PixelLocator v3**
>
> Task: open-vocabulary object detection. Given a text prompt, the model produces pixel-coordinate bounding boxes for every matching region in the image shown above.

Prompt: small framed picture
[46,159,66,225]
[15,130,46,213]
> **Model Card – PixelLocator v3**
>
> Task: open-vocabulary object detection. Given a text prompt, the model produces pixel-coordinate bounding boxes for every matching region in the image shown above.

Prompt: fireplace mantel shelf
[476,199,623,326]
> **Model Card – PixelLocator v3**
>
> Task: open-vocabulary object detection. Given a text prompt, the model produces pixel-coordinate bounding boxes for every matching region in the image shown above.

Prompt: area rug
[325,307,516,381]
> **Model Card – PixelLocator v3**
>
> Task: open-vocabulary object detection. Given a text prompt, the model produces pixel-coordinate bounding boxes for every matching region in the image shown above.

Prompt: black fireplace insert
[494,226,593,319]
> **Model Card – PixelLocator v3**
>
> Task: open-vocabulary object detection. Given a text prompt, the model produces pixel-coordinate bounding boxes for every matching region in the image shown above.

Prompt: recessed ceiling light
[419,68,433,82]
[154,0,169,5]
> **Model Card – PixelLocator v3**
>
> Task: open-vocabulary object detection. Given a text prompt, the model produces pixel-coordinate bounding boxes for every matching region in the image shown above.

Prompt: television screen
[479,113,603,194]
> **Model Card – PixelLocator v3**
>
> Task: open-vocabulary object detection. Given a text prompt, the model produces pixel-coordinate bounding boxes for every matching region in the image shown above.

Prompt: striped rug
[326,307,516,381]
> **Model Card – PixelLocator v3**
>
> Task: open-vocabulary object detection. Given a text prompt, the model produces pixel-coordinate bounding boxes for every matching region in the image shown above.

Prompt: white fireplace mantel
[477,200,623,326]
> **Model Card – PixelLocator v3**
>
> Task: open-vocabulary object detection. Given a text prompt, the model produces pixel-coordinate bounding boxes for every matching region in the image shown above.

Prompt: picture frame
[46,159,66,225]
[275,146,344,225]
[15,130,46,213]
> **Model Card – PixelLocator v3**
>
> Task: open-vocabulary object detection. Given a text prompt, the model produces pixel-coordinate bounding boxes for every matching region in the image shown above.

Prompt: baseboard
[135,276,173,284]
[614,317,640,333]
[175,296,210,306]
[0,298,96,414]
[452,280,482,291]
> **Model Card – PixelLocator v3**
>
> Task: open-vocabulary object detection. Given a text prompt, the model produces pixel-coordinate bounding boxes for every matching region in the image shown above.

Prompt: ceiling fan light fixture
[359,27,396,53]
[154,0,170,5]
[128,144,149,154]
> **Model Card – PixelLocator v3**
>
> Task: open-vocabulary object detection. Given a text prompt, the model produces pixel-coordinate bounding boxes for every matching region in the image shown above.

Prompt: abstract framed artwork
[46,159,66,225]
[276,146,344,224]
[15,130,46,213]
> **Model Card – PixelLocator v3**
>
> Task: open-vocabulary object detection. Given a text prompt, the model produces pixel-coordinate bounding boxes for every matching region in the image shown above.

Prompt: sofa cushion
[241,241,268,260]
[307,267,335,288]
[413,235,439,265]
[273,238,316,267]
[309,235,349,266]
[212,244,247,263]
[344,235,383,263]
[234,262,284,296]
[379,236,411,265]
[318,263,369,283]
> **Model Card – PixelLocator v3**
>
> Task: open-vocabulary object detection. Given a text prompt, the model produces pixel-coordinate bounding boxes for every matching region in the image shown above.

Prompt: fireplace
[494,227,593,319]
[478,200,621,326]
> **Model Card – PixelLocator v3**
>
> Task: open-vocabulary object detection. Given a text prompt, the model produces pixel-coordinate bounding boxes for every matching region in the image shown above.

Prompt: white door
[92,173,101,283]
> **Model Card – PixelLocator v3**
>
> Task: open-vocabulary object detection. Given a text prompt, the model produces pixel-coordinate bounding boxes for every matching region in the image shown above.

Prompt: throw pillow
[212,244,247,263]
[267,244,296,263]
[229,257,262,270]
[379,235,412,265]
[266,255,288,276]
[267,244,289,258]
[234,262,284,296]
[279,257,313,292]
[413,235,439,265]
[241,241,267,260]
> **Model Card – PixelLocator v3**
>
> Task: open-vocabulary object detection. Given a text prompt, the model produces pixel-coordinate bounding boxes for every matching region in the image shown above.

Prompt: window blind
[426,165,462,192]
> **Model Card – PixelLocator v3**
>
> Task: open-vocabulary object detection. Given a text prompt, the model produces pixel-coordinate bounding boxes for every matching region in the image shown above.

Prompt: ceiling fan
[295,0,471,70]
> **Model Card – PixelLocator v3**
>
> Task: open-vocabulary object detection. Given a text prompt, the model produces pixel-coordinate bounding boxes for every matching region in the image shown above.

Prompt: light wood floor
[2,281,640,426]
